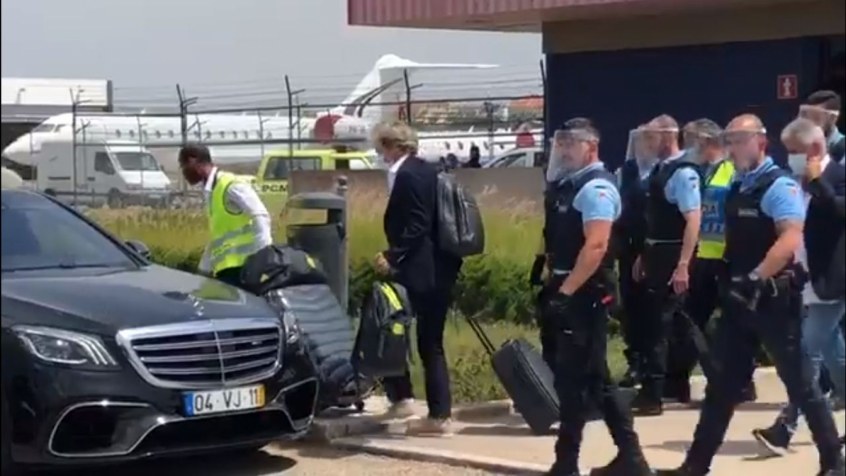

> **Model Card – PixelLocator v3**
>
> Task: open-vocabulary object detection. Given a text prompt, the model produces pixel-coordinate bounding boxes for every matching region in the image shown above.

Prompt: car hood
[1,265,276,335]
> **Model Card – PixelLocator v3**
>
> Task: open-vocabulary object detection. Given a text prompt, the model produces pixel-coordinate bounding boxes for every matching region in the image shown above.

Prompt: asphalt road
[67,442,496,476]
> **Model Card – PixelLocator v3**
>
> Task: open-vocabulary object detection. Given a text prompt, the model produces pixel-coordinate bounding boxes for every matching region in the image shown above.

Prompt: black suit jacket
[383,155,461,295]
[805,159,846,300]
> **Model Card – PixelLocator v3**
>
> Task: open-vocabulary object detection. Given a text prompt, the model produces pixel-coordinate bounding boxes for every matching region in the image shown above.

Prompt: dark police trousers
[639,249,686,400]
[546,285,643,472]
[685,279,842,472]
[618,251,649,372]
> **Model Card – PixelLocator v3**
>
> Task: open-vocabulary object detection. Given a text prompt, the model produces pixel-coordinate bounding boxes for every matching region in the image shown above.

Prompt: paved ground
[72,443,493,476]
[334,370,846,475]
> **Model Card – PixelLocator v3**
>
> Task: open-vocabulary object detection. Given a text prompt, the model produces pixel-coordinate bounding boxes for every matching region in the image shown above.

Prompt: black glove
[728,273,765,311]
[545,292,573,317]
[529,255,546,286]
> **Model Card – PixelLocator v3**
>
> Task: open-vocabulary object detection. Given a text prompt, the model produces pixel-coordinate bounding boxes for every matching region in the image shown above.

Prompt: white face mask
[787,153,807,176]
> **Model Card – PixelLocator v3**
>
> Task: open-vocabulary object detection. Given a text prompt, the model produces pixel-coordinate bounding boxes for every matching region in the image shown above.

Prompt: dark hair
[178,143,212,164]
[805,90,841,111]
[560,117,600,142]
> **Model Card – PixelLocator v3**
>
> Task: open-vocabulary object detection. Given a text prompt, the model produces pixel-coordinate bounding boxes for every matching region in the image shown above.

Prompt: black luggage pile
[241,245,373,412]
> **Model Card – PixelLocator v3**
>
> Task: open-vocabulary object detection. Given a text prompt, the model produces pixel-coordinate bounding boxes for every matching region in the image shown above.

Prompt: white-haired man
[752,118,846,456]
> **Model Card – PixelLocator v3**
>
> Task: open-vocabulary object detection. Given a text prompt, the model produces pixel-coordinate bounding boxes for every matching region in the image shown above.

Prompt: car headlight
[13,326,119,369]
[281,311,301,345]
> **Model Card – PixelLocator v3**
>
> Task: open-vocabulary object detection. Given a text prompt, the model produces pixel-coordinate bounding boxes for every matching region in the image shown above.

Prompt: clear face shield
[721,128,767,172]
[626,128,658,169]
[547,128,598,182]
[798,104,839,131]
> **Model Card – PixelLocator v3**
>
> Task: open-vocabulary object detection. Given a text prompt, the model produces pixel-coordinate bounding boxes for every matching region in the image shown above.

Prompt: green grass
[407,315,626,404]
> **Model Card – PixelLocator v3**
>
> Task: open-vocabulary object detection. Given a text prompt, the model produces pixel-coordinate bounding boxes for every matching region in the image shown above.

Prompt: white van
[35,140,172,207]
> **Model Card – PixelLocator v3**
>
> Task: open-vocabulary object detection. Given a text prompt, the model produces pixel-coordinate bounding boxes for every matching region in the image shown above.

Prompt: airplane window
[193,130,201,138]
[168,130,175,138]
[443,142,450,151]
[232,131,238,139]
[143,131,149,140]
[204,130,211,139]
[255,130,261,139]
[267,132,273,139]
[155,130,162,139]
[219,131,225,139]
[458,142,464,150]
[55,125,66,133]
[128,130,135,138]
[242,131,248,139]
[115,130,122,138]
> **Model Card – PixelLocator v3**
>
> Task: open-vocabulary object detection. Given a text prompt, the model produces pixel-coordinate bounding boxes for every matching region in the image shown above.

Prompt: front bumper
[6,346,318,468]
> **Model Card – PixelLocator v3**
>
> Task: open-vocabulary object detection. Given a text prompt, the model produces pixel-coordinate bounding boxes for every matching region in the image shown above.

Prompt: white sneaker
[383,400,416,420]
[405,417,454,437]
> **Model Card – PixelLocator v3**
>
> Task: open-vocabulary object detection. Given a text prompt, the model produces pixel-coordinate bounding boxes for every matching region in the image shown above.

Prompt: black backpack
[436,172,485,257]
[353,281,414,379]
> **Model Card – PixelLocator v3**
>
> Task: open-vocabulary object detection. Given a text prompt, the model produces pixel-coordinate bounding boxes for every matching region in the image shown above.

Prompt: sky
[1,0,541,108]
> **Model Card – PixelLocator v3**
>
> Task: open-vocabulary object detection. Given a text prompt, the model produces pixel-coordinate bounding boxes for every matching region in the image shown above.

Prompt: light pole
[70,88,91,205]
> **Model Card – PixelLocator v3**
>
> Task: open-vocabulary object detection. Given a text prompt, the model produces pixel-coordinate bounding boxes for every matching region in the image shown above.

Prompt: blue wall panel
[546,37,825,170]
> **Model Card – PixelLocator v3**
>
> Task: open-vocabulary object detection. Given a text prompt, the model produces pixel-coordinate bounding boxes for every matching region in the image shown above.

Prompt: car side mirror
[125,240,152,260]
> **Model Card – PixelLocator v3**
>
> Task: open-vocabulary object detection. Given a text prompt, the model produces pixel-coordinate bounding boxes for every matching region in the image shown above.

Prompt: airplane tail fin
[331,54,497,124]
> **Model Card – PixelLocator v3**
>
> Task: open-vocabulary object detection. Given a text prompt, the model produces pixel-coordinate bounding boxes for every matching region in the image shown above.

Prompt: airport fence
[40,91,545,209]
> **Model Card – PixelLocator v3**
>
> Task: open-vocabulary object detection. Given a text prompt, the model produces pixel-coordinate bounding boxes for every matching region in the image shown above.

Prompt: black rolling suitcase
[466,314,559,435]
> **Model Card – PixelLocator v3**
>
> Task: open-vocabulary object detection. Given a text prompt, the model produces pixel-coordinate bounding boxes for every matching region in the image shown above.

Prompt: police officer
[614,124,655,388]
[656,114,845,476]
[178,144,272,286]
[669,119,757,403]
[543,118,652,476]
[631,115,703,415]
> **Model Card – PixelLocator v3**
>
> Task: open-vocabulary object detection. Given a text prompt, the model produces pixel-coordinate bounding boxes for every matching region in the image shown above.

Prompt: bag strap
[465,311,496,356]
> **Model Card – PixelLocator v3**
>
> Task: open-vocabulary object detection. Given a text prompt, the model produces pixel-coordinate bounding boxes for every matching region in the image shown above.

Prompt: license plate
[183,385,265,416]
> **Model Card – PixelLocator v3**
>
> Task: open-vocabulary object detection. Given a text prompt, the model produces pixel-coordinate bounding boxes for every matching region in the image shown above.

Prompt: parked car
[0,189,318,475]
[482,147,545,169]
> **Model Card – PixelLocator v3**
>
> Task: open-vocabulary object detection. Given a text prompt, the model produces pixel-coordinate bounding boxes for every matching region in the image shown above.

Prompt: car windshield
[114,152,160,171]
[263,157,321,180]
[1,193,136,272]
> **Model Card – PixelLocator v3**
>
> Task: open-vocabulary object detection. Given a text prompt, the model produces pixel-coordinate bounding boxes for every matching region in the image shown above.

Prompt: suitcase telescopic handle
[465,311,496,356]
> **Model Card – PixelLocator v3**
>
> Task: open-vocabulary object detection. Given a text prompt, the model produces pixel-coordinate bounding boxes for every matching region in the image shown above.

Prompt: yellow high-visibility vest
[697,160,735,259]
[207,172,262,275]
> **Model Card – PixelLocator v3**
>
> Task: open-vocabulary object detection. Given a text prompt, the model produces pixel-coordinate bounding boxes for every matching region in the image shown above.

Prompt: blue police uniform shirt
[568,162,622,223]
[663,152,702,213]
[737,157,806,222]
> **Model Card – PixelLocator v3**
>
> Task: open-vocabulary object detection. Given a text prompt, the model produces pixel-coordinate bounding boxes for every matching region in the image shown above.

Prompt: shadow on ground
[71,447,297,476]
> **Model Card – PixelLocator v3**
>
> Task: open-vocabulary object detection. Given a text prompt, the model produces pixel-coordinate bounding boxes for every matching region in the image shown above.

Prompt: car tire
[1,396,22,476]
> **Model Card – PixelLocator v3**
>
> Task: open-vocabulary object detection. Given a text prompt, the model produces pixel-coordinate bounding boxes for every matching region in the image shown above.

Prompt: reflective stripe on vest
[698,160,735,259]
[208,172,261,275]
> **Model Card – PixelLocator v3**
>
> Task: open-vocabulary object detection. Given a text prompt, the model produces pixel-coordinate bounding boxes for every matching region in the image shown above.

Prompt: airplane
[2,54,541,175]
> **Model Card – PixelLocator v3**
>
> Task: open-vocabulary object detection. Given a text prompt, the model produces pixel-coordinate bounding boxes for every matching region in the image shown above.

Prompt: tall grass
[88,189,544,266]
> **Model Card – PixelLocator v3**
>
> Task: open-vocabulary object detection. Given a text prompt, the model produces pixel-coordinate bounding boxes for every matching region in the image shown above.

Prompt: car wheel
[107,189,124,209]
[1,396,22,476]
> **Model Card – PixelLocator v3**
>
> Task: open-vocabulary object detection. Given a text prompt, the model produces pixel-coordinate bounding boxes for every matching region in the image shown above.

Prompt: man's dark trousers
[638,276,685,401]
[618,252,648,376]
[383,284,453,419]
[550,288,643,473]
[667,258,723,385]
[683,283,842,472]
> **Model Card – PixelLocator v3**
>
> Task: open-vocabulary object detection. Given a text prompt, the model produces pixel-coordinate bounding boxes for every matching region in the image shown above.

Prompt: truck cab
[35,140,171,208]
[254,149,372,207]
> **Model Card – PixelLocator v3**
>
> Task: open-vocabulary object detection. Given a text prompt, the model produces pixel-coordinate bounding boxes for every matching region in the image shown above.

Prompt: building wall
[542,0,844,53]
[545,36,829,169]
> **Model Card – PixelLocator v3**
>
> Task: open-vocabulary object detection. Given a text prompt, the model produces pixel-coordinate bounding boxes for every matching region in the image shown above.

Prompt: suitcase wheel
[354,400,365,412]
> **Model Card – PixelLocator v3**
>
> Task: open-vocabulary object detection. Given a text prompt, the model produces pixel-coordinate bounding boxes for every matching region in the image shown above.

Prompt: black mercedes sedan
[0,189,319,475]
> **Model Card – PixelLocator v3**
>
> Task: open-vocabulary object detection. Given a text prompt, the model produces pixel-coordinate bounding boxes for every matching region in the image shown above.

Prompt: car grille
[117,318,283,390]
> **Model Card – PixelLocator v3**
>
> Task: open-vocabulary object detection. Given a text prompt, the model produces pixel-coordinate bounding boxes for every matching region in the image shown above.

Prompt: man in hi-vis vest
[178,144,272,287]
[672,119,755,403]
